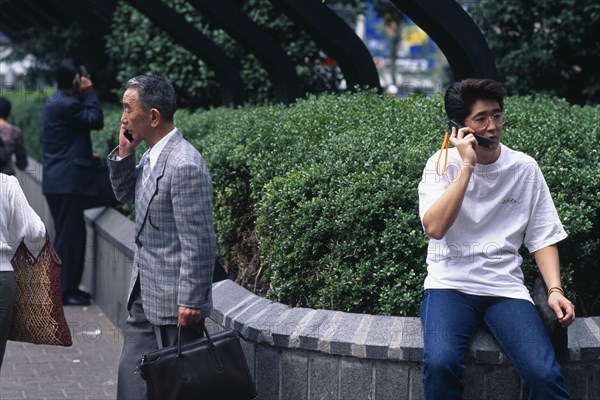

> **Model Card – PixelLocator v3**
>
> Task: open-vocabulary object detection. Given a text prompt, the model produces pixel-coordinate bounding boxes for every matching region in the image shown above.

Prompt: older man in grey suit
[107,75,216,400]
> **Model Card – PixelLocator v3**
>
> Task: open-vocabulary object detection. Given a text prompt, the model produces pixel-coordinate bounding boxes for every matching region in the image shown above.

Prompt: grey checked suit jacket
[107,130,216,325]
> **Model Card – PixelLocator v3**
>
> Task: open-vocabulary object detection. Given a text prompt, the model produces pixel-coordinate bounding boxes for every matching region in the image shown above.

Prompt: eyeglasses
[466,112,504,130]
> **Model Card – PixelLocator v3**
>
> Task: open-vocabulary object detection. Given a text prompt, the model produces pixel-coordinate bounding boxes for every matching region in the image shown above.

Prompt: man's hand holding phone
[118,126,140,158]
[77,74,93,95]
[447,119,492,149]
[448,124,478,167]
[73,66,93,95]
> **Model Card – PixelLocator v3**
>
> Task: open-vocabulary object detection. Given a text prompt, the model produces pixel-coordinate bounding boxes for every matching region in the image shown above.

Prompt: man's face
[121,89,150,142]
[464,99,503,153]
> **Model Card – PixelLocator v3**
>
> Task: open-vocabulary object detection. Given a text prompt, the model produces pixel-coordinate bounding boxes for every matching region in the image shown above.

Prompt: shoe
[75,289,92,299]
[62,294,91,306]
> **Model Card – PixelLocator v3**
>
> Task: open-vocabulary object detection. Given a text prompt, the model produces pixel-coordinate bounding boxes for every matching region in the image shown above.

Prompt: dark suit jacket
[42,89,103,196]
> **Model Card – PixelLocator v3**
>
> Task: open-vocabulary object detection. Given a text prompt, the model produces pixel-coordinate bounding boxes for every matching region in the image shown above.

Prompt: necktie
[140,151,151,185]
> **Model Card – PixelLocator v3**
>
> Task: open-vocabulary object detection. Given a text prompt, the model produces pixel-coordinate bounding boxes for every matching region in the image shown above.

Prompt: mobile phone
[123,129,133,142]
[447,119,492,148]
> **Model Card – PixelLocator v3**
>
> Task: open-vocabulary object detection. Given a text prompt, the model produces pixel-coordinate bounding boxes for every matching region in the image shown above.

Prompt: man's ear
[150,108,161,127]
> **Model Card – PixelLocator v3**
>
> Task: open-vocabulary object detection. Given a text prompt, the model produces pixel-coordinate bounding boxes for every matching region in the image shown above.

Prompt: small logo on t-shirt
[502,198,517,205]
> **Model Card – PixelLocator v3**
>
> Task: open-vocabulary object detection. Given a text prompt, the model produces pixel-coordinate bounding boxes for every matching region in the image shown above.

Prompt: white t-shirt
[418,144,567,302]
[0,174,46,271]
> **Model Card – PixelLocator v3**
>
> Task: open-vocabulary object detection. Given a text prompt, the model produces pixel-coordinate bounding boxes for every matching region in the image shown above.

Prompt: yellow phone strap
[436,130,449,176]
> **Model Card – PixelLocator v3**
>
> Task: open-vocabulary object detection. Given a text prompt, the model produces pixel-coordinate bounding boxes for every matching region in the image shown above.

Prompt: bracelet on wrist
[547,286,564,297]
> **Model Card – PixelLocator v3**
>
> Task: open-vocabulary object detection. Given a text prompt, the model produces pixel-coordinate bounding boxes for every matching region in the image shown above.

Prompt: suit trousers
[117,280,204,400]
[45,194,88,297]
[46,189,118,298]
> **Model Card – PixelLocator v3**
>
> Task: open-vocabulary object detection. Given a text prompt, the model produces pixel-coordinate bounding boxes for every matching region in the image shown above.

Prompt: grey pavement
[0,304,122,400]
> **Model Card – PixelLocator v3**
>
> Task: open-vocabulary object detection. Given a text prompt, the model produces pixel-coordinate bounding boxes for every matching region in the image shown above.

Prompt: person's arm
[6,175,45,245]
[534,245,575,327]
[422,163,473,239]
[66,90,104,131]
[106,147,137,204]
[422,127,478,239]
[106,126,144,204]
[172,157,216,326]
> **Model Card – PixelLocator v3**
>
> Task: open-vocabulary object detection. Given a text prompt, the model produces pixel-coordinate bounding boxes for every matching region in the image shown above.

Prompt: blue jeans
[420,289,570,400]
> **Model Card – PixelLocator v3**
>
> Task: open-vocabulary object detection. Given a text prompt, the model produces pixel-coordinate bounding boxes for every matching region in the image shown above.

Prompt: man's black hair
[0,97,11,119]
[56,58,83,90]
[444,79,507,124]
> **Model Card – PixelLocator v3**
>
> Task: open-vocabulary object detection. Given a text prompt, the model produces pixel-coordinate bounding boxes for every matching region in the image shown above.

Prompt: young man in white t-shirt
[418,78,574,399]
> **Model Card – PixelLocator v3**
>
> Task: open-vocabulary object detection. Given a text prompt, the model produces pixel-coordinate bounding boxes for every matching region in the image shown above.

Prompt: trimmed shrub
[256,93,439,315]
[9,89,600,316]
[5,88,122,161]
[2,88,51,161]
[502,96,600,316]
[183,91,599,317]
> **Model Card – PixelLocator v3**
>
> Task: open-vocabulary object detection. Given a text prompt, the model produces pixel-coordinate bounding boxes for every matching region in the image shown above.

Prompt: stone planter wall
[16,158,600,399]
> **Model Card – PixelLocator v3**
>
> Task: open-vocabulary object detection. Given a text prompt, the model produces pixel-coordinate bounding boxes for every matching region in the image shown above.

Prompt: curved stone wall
[16,158,600,400]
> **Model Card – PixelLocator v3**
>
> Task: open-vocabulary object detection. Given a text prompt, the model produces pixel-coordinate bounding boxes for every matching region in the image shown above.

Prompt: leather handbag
[9,234,73,346]
[532,277,568,362]
[137,321,257,400]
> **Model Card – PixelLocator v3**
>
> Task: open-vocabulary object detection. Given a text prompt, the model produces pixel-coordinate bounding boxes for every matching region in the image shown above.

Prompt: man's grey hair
[126,75,177,122]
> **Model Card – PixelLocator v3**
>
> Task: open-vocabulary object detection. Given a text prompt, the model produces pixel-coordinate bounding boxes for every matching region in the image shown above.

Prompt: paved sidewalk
[0,305,121,400]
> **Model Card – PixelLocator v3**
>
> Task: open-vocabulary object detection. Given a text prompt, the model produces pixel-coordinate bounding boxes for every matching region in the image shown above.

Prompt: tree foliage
[469,0,600,104]
[3,0,365,107]
[105,0,360,109]
[1,24,118,100]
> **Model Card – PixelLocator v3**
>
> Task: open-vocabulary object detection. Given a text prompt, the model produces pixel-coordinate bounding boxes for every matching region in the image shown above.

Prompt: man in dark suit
[42,58,108,305]
[107,75,216,399]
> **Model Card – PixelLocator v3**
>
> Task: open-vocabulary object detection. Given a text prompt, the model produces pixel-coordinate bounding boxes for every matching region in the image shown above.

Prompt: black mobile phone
[447,119,492,148]
[123,129,134,142]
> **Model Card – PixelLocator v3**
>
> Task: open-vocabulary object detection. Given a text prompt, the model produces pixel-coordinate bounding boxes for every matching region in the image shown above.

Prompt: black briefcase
[137,322,257,400]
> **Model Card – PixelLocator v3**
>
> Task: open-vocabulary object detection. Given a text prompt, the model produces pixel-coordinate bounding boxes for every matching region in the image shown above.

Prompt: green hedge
[8,90,600,317]
[3,88,122,161]
[180,91,599,317]
[2,88,52,161]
